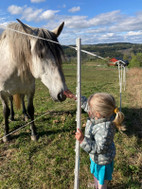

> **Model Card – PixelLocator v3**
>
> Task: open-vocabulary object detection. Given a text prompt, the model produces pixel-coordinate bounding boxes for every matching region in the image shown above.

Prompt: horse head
[17,19,67,102]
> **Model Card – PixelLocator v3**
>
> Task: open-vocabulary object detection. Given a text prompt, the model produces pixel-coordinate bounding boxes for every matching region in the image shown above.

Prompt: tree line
[63,43,142,67]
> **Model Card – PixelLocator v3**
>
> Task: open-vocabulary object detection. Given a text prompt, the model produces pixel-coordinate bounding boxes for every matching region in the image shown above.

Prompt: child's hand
[64,90,77,100]
[75,129,84,143]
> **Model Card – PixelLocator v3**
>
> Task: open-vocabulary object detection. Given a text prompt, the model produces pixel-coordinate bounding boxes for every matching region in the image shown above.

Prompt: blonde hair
[89,93,125,130]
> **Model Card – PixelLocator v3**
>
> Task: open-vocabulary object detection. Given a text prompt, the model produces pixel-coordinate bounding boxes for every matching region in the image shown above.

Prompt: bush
[129,53,142,68]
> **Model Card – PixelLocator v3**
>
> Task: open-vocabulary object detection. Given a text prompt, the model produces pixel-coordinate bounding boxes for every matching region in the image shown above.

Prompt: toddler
[75,93,124,189]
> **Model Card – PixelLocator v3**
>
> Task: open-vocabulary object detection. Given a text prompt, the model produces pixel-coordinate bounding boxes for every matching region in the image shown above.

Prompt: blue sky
[0,0,142,45]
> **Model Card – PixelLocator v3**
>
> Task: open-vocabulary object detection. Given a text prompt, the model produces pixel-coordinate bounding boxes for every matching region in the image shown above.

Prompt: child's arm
[79,135,97,154]
[64,90,89,112]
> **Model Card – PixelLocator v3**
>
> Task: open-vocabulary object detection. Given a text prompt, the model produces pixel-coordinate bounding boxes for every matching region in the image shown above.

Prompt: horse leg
[27,92,38,141]
[9,95,15,121]
[20,94,29,121]
[0,93,10,142]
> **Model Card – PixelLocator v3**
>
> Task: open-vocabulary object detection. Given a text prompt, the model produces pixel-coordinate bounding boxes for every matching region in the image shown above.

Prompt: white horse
[0,19,68,142]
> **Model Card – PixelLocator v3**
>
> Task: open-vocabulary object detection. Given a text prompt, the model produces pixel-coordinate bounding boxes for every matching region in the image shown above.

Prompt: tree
[129,53,142,68]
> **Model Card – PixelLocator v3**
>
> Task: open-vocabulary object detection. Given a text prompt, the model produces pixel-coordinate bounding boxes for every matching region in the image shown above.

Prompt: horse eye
[39,48,46,59]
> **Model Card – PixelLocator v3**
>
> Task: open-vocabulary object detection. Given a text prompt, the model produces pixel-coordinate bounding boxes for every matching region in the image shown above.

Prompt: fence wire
[0,24,126,140]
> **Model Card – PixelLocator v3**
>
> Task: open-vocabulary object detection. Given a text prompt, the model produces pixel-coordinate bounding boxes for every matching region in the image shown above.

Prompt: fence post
[74,38,81,189]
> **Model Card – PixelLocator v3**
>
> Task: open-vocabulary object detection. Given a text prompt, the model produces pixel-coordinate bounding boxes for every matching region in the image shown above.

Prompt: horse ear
[16,19,36,35]
[52,22,64,37]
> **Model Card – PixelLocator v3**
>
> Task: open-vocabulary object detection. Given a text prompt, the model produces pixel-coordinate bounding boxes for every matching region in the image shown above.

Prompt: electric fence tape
[0,24,126,138]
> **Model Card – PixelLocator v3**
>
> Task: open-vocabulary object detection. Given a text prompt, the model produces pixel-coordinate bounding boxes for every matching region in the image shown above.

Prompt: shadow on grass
[10,125,75,142]
[8,109,77,141]
[122,107,142,138]
[109,179,142,189]
[3,107,142,144]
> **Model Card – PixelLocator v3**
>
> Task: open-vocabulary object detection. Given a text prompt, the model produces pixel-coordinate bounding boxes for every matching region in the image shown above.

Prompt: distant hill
[63,43,142,62]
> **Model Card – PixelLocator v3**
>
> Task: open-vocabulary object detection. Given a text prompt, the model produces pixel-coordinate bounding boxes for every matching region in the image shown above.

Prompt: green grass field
[0,63,141,189]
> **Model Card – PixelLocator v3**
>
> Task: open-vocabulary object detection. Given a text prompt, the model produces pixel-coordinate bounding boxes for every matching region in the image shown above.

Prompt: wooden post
[74,38,81,189]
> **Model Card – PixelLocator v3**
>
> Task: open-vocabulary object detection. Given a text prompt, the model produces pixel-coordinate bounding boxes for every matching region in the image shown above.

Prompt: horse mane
[1,22,64,79]
[35,29,64,67]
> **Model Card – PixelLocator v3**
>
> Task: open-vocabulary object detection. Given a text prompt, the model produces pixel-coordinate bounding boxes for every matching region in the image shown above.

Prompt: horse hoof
[31,135,38,141]
[3,136,10,142]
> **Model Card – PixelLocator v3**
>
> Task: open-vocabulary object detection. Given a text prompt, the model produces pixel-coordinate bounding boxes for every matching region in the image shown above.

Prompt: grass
[0,63,142,189]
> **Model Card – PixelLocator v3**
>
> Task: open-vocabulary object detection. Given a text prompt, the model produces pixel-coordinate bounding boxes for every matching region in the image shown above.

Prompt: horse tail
[13,94,21,109]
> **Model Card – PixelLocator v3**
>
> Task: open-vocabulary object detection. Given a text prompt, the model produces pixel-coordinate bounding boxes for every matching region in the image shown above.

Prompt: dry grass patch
[127,68,142,107]
[126,68,142,136]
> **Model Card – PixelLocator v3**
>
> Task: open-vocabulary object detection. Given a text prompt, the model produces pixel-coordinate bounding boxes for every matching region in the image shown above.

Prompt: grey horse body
[0,20,67,142]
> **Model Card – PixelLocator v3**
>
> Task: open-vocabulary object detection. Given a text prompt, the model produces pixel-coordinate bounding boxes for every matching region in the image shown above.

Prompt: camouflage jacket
[80,96,116,165]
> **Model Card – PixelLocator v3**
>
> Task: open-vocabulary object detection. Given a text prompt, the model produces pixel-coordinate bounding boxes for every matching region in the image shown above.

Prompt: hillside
[63,43,142,63]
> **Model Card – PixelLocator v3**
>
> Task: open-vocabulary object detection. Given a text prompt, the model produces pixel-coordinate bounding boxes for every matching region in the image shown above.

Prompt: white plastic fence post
[74,38,81,189]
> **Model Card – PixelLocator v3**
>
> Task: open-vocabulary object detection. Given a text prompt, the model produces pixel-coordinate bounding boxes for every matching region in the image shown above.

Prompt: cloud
[7,6,122,30]
[109,12,142,32]
[6,6,142,44]
[31,0,46,3]
[63,15,88,28]
[7,5,59,22]
[89,10,122,26]
[22,7,43,22]
[8,5,23,15]
[39,10,60,20]
[41,10,142,44]
[126,31,142,36]
[68,6,80,13]
[58,10,122,30]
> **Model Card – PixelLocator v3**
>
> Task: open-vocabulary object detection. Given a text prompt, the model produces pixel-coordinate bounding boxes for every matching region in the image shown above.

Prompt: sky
[0,0,142,45]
